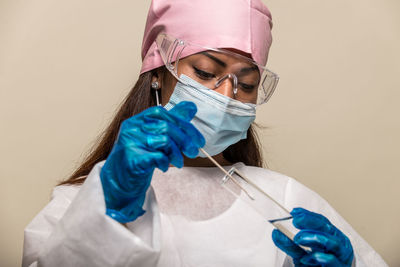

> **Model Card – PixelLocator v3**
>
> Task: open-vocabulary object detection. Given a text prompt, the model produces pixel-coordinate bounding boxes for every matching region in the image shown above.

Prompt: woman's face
[156,49,261,106]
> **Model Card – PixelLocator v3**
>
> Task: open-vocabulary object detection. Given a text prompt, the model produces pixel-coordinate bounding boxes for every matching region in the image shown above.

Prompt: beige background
[1,0,399,266]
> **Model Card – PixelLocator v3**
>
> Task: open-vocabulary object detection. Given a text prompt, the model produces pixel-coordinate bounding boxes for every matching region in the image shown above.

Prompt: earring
[151,81,161,106]
[151,81,159,89]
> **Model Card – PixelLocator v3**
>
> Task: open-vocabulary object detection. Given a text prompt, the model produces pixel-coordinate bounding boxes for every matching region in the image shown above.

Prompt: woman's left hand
[272,207,354,266]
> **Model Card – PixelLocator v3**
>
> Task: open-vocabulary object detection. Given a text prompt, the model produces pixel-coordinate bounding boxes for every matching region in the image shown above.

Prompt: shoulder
[26,183,83,230]
[45,161,106,205]
[237,164,294,185]
[51,183,82,203]
[23,183,84,258]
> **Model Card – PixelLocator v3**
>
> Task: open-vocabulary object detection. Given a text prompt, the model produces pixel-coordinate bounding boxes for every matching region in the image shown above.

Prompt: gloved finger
[272,229,307,261]
[290,208,353,261]
[117,121,186,165]
[294,230,341,254]
[294,230,340,252]
[295,230,353,264]
[168,101,197,122]
[291,208,344,239]
[145,133,184,168]
[143,150,170,173]
[300,251,348,267]
[142,106,205,148]
[125,147,170,173]
[142,120,199,159]
[167,103,205,148]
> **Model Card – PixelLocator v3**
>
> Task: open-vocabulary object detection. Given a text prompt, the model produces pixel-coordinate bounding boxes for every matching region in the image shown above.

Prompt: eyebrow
[201,52,227,67]
[239,66,259,75]
[201,51,259,76]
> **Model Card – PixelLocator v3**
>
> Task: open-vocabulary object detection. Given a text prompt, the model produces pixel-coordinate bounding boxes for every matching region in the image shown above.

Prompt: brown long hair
[59,68,264,186]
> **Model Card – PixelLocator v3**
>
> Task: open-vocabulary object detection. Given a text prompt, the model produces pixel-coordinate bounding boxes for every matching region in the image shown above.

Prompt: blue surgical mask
[164,74,256,157]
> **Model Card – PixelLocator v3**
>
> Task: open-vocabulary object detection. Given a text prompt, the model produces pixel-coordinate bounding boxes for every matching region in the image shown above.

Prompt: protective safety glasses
[155,33,279,105]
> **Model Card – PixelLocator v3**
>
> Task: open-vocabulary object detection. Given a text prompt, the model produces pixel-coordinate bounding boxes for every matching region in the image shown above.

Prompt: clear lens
[156,33,279,105]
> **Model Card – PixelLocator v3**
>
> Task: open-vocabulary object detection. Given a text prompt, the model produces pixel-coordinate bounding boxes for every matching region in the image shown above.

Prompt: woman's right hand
[100,101,205,223]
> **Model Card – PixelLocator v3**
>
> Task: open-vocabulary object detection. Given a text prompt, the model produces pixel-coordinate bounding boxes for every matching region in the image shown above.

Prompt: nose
[214,74,238,99]
[214,79,234,98]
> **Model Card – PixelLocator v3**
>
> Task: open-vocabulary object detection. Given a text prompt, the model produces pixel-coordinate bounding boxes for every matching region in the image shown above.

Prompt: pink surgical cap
[140,0,273,74]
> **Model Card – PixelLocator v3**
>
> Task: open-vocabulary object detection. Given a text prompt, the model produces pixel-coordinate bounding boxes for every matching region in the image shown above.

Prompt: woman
[23,0,387,266]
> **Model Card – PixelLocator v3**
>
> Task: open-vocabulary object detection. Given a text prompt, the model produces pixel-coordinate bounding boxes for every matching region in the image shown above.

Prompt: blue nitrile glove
[100,101,205,223]
[272,208,354,267]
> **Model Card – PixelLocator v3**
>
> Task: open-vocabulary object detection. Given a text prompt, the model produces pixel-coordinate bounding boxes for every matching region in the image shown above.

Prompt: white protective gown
[22,161,387,267]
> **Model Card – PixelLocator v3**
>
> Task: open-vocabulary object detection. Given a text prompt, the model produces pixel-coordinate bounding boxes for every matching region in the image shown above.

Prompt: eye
[238,82,256,92]
[193,66,215,80]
